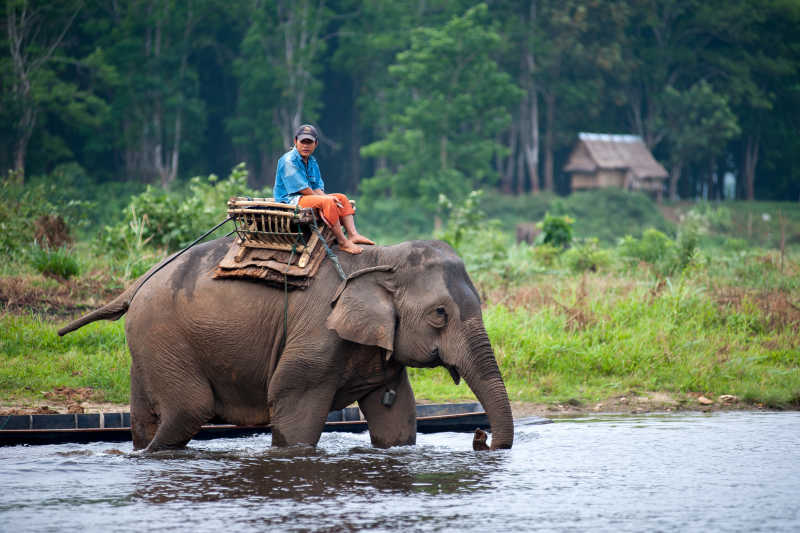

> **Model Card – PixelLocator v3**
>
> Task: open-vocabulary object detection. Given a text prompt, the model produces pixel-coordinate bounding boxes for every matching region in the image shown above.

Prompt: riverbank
[0,386,784,419]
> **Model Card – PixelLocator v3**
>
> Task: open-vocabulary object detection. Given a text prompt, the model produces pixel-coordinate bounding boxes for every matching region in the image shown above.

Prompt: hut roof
[563,133,668,180]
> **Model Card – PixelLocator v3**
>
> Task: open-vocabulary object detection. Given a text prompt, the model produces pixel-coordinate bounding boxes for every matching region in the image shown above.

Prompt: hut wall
[597,169,625,187]
[570,173,598,190]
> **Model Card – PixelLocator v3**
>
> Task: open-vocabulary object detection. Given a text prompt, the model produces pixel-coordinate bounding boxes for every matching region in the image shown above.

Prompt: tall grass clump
[28,245,81,280]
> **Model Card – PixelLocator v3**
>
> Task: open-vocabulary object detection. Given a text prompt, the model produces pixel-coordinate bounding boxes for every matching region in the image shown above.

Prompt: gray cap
[295,124,318,142]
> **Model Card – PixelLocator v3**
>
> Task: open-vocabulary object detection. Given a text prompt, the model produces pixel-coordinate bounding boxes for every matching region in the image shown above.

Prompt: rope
[129,216,233,305]
[310,211,347,281]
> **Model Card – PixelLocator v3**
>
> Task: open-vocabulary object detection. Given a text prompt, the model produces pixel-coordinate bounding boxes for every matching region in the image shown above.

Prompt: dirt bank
[0,389,777,418]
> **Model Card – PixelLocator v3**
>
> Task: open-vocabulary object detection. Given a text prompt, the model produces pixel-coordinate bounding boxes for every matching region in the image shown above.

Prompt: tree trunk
[13,106,35,179]
[744,133,759,201]
[275,0,325,149]
[669,162,682,201]
[521,0,540,194]
[543,91,555,192]
[502,120,518,194]
[520,66,540,194]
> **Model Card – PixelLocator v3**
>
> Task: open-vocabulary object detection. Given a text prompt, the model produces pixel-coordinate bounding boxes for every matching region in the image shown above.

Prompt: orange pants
[298,193,355,228]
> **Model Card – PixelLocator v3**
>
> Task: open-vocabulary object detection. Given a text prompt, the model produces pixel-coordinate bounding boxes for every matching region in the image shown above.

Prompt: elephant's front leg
[359,368,417,448]
[268,353,337,447]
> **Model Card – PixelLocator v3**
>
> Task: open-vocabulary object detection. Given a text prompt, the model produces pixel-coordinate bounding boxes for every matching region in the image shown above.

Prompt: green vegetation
[3,0,799,204]
[0,315,129,404]
[1,182,798,412]
[29,246,81,280]
[410,273,799,408]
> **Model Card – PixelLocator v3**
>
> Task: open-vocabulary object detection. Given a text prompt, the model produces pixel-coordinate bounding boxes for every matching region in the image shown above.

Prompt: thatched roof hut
[564,133,668,199]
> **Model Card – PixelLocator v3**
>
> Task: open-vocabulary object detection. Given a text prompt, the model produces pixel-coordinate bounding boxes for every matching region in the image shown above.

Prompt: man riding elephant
[274,124,374,254]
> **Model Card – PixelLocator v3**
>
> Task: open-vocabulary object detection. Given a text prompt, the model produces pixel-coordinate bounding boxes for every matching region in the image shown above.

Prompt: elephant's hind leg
[130,368,158,450]
[144,379,215,452]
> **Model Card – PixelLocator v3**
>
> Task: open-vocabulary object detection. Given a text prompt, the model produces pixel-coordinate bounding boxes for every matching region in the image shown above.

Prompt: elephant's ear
[326,269,395,352]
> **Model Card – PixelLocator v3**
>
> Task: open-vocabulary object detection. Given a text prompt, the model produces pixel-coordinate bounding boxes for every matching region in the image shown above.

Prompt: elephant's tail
[58,248,185,337]
[57,286,134,336]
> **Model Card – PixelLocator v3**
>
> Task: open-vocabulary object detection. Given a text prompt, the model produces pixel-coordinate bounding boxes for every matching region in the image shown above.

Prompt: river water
[1,411,798,532]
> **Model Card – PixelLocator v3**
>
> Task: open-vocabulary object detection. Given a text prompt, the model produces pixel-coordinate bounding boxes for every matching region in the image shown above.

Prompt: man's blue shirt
[274,147,324,204]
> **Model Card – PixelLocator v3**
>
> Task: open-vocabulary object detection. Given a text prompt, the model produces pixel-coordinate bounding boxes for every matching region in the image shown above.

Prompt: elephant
[58,238,514,452]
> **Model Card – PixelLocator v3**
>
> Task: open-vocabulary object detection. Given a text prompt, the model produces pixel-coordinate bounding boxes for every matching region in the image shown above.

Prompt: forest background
[2,0,799,203]
[1,0,798,414]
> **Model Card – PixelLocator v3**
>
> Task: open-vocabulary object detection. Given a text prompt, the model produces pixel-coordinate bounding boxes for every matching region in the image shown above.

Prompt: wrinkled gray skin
[59,239,513,452]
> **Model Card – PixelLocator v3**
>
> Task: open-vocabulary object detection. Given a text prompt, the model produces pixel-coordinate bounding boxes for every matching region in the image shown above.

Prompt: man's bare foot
[350,234,375,245]
[339,240,363,254]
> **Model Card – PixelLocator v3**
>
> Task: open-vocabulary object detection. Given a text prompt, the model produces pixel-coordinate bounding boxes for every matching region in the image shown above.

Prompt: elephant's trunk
[457,318,514,450]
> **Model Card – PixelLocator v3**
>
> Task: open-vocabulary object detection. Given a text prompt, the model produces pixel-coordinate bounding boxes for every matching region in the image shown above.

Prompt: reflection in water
[132,442,499,504]
[1,412,799,532]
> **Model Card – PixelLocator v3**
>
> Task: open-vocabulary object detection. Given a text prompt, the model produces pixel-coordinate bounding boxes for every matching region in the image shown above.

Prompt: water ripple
[1,411,798,532]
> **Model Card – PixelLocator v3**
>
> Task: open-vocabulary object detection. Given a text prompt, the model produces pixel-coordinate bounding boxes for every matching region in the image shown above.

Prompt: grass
[0,314,130,404]
[5,264,795,410]
[408,273,800,408]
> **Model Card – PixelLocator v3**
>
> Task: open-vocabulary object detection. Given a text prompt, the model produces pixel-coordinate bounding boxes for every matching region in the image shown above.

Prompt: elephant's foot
[131,410,158,450]
[143,417,200,452]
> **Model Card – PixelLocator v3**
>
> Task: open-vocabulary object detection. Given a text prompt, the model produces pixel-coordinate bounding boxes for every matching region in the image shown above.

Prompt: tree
[229,0,333,186]
[708,0,800,200]
[660,81,740,200]
[2,0,83,179]
[98,0,207,187]
[332,0,462,192]
[360,4,521,212]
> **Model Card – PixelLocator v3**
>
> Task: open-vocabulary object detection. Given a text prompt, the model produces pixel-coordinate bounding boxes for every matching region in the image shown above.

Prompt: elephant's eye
[428,306,448,328]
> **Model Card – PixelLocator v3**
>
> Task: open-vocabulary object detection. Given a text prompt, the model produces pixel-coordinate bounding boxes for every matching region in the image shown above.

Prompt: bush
[28,245,80,279]
[684,202,732,234]
[0,170,90,257]
[100,163,269,254]
[676,224,700,271]
[531,243,561,268]
[537,213,574,249]
[436,190,489,252]
[562,238,612,273]
[618,228,675,266]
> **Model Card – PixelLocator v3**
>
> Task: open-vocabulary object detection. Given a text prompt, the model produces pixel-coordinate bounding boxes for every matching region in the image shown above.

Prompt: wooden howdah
[214,197,335,289]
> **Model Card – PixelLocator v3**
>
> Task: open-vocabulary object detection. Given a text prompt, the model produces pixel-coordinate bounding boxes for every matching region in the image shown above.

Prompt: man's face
[294,137,317,159]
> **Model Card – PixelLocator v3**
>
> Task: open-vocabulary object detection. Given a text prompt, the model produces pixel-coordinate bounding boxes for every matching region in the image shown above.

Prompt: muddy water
[1,411,798,532]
